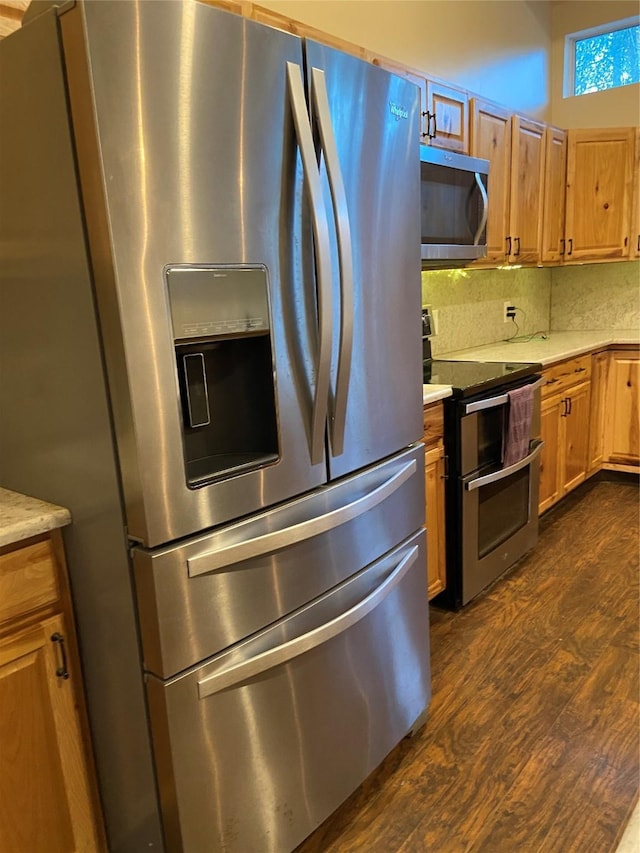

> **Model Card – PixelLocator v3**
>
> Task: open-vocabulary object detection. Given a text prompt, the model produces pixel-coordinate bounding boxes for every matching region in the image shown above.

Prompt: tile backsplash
[550,261,640,330]
[422,261,639,355]
[421,266,551,356]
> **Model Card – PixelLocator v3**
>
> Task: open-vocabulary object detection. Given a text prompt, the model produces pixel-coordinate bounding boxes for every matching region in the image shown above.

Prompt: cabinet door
[562,381,591,494]
[0,614,101,853]
[565,128,635,261]
[539,394,563,514]
[605,351,640,465]
[509,115,546,264]
[470,98,511,265]
[424,443,446,600]
[425,78,469,153]
[632,129,640,259]
[541,126,567,263]
[587,351,609,473]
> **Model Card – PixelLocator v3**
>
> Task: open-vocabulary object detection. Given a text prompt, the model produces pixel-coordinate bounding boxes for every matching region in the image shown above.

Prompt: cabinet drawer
[0,538,59,625]
[423,402,444,448]
[541,355,591,398]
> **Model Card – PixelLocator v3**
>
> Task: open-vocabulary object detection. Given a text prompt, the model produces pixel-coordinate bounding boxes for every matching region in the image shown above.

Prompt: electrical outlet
[503,301,516,323]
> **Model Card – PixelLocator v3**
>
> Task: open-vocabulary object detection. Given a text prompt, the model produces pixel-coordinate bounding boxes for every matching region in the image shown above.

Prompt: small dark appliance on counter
[424,356,544,609]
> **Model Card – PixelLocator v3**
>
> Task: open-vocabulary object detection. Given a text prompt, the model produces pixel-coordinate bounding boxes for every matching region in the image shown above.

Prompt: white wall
[551,1,640,128]
[259,0,552,120]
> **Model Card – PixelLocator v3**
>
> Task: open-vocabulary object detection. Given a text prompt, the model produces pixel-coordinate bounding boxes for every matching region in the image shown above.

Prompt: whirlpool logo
[389,101,409,121]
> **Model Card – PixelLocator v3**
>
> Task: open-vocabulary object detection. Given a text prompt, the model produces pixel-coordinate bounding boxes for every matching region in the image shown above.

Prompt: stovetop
[423,359,542,398]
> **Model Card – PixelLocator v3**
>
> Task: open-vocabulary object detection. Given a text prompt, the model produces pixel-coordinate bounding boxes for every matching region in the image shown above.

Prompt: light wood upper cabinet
[564,127,635,262]
[541,126,568,264]
[470,104,545,266]
[0,0,26,38]
[508,115,546,265]
[470,98,512,265]
[424,78,469,153]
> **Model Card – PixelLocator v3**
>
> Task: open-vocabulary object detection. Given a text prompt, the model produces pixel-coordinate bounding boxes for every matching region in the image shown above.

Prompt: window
[565,17,640,97]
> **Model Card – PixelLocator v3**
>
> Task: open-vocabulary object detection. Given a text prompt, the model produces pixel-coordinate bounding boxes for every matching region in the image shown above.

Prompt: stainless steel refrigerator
[0,1,430,851]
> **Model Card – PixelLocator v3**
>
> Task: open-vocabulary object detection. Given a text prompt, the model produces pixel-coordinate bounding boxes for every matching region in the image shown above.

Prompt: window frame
[563,15,640,98]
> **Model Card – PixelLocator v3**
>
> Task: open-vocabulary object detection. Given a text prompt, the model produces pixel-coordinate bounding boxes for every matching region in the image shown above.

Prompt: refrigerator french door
[61,0,422,547]
[0,2,428,851]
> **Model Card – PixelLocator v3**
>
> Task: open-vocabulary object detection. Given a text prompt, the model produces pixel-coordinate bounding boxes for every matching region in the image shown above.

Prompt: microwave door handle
[465,440,545,492]
[286,62,333,466]
[310,66,354,457]
[473,172,488,246]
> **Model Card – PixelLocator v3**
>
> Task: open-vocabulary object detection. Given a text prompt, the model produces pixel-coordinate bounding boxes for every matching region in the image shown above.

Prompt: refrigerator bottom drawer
[146,530,430,853]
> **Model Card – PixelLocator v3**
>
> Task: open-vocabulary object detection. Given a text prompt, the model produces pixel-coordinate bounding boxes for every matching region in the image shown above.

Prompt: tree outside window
[567,20,640,96]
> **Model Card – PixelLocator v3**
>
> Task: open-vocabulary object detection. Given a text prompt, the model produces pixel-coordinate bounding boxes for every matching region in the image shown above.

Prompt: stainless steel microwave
[420,146,489,267]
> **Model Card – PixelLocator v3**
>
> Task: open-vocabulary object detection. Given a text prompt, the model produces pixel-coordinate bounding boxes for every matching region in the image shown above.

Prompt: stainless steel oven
[424,360,544,608]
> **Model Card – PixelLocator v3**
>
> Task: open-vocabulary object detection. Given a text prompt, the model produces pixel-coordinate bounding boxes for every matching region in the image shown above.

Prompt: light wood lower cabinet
[423,402,447,600]
[604,350,640,467]
[540,346,639,515]
[0,533,104,853]
[539,356,592,514]
[587,350,609,473]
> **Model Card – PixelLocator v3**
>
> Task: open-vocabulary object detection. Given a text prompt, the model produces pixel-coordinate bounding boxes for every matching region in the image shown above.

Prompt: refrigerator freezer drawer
[134,444,425,678]
[146,530,430,853]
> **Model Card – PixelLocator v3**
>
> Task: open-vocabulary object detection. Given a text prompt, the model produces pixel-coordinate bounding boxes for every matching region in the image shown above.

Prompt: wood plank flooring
[296,478,640,853]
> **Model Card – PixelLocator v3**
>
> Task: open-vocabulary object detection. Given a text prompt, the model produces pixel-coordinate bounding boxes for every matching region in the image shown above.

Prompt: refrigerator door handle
[187,457,417,577]
[310,66,355,457]
[286,61,333,466]
[196,544,419,698]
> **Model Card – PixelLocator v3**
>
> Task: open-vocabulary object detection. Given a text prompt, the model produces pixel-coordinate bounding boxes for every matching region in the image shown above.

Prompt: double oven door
[447,375,544,607]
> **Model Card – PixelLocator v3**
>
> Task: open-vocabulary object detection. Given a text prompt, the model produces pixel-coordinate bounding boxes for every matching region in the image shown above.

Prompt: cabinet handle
[506,236,512,257]
[514,236,521,256]
[561,397,568,417]
[442,453,449,481]
[545,377,559,386]
[51,632,69,680]
[637,234,640,253]
[567,238,573,256]
[428,111,437,139]
[560,238,565,255]
[568,396,572,415]
[574,366,586,373]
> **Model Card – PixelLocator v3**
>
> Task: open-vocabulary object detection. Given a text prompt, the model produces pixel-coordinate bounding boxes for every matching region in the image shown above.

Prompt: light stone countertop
[440,330,640,367]
[0,488,71,548]
[423,385,453,406]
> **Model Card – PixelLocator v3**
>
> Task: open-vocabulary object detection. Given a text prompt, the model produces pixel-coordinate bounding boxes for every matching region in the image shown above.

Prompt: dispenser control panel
[166,265,271,341]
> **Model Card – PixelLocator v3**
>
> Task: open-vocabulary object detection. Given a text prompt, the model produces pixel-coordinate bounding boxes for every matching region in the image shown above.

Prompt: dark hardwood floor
[296,478,640,853]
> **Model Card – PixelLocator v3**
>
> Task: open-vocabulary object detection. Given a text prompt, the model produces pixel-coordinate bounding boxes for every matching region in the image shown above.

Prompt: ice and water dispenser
[166,266,279,487]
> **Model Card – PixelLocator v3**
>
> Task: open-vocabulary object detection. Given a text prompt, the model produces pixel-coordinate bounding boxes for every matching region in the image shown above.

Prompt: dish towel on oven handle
[502,383,534,467]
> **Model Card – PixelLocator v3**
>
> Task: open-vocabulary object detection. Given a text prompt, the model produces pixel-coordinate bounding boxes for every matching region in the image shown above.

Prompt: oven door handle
[465,439,544,492]
[463,376,544,415]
